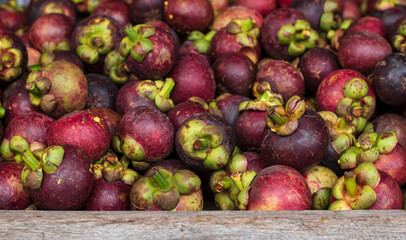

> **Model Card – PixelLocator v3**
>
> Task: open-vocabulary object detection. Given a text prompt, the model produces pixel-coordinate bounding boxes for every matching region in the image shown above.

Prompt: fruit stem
[151,171,170,190]
[267,107,289,127]
[158,78,175,98]
[21,149,41,171]
[344,172,357,197]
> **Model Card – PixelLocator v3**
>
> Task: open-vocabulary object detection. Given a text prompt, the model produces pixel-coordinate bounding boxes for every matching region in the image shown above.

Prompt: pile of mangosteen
[0,0,405,211]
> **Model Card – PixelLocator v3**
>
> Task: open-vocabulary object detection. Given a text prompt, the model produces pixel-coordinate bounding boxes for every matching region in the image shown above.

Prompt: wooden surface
[1,210,406,239]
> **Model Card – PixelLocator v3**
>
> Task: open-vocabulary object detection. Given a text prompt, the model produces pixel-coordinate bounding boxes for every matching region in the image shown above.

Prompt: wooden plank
[0,210,406,239]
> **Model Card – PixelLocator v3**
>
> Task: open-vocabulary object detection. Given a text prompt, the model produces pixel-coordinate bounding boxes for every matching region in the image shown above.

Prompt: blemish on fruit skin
[57,179,62,184]
[169,14,174,20]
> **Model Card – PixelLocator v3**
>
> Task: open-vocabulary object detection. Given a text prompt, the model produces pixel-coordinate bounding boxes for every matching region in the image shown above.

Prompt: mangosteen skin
[92,0,130,26]
[299,48,340,96]
[2,77,40,124]
[212,6,264,31]
[234,0,276,17]
[371,6,406,31]
[130,0,165,24]
[167,101,208,131]
[213,52,256,97]
[28,13,75,53]
[29,145,94,210]
[83,178,132,211]
[346,16,387,39]
[87,107,122,141]
[374,144,406,187]
[119,106,175,162]
[216,95,250,128]
[290,0,325,31]
[145,159,189,175]
[316,69,375,113]
[260,109,329,173]
[164,0,214,34]
[338,31,392,76]
[248,165,312,210]
[0,162,32,210]
[27,0,76,24]
[371,53,406,107]
[175,112,236,171]
[255,60,305,102]
[235,110,267,151]
[369,170,403,210]
[168,53,216,104]
[261,8,307,61]
[47,110,111,162]
[50,51,85,71]
[86,74,119,109]
[319,143,346,177]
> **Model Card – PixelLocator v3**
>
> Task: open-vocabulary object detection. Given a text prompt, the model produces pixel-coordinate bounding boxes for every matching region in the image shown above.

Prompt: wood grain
[1,210,406,239]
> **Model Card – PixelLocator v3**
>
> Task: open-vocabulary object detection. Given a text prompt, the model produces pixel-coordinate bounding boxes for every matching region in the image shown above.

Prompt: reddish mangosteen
[27,0,76,24]
[298,47,340,96]
[235,88,283,151]
[178,30,215,63]
[21,144,94,210]
[84,152,140,211]
[0,31,28,83]
[261,8,319,61]
[0,162,31,210]
[211,6,263,31]
[85,74,119,109]
[92,0,130,26]
[0,1,27,33]
[71,15,124,73]
[114,78,175,115]
[119,24,177,80]
[73,0,109,13]
[214,94,250,128]
[371,53,406,107]
[212,52,256,97]
[346,16,387,39]
[254,60,305,102]
[373,113,406,149]
[0,112,55,162]
[302,165,338,210]
[329,163,402,210]
[210,151,265,210]
[277,0,292,7]
[28,13,75,53]
[248,165,312,210]
[316,69,375,133]
[234,0,276,17]
[130,0,165,24]
[338,31,392,75]
[39,50,84,71]
[374,144,406,187]
[47,109,111,162]
[130,167,203,211]
[211,18,261,64]
[167,97,209,131]
[113,106,175,165]
[25,61,88,119]
[342,0,361,21]
[164,0,213,34]
[145,19,180,48]
[1,77,40,124]
[261,96,330,172]
[168,52,216,104]
[175,112,235,171]
[87,107,122,141]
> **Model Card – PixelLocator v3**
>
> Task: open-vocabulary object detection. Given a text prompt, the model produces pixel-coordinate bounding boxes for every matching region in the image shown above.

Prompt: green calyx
[76,17,117,64]
[20,149,43,190]
[338,131,398,170]
[330,162,379,210]
[277,19,319,57]
[135,78,175,112]
[94,152,140,185]
[104,49,130,85]
[26,70,53,108]
[375,0,399,11]
[393,21,406,52]
[336,78,375,134]
[226,17,260,48]
[0,37,24,82]
[179,119,230,170]
[266,95,306,136]
[119,24,156,63]
[41,146,64,174]
[188,30,216,54]
[239,86,284,112]
[39,51,55,67]
[319,111,356,155]
[312,188,332,210]
[115,135,146,162]
[325,19,352,50]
